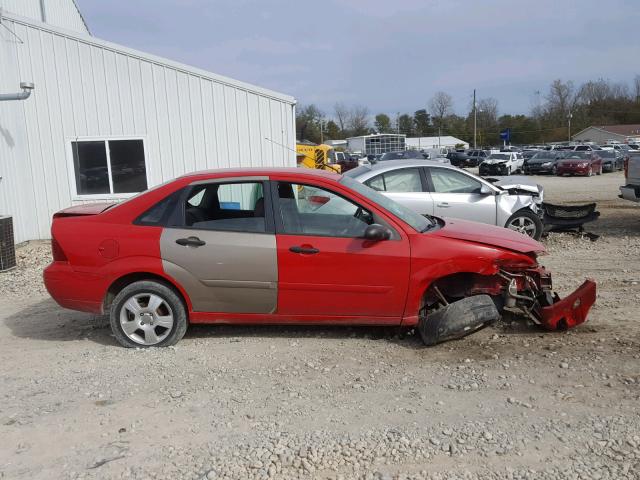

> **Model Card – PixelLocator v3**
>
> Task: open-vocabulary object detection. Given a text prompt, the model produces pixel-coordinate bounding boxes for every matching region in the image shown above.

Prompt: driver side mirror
[363,224,391,241]
[479,184,494,195]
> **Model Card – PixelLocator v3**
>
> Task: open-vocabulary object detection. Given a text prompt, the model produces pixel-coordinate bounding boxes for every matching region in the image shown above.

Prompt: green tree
[325,120,341,140]
[398,114,414,136]
[296,104,323,143]
[413,109,431,136]
[374,113,392,133]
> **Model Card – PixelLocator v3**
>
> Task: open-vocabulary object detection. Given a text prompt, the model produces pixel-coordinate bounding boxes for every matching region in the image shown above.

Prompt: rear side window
[181,182,266,233]
[135,190,183,226]
[428,168,482,194]
[365,168,423,193]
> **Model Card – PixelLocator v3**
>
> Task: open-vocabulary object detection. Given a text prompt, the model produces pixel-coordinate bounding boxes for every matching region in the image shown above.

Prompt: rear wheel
[505,210,543,240]
[110,281,188,348]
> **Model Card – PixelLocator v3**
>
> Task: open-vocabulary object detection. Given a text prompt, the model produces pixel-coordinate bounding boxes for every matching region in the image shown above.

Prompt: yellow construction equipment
[296,142,341,173]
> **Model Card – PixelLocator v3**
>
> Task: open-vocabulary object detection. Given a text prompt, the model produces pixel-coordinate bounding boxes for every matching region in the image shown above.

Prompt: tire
[110,280,188,348]
[551,165,557,175]
[596,165,602,175]
[505,209,543,240]
[587,167,593,177]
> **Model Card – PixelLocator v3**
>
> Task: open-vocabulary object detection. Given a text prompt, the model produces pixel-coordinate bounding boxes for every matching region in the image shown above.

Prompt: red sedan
[556,152,603,176]
[44,168,596,348]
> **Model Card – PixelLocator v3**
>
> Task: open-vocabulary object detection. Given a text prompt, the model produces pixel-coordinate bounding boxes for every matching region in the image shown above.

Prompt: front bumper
[479,163,509,175]
[524,164,554,174]
[540,279,597,330]
[620,185,640,202]
[557,165,589,175]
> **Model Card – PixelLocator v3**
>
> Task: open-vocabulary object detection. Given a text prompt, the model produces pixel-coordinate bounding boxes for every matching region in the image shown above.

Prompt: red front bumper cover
[539,279,597,330]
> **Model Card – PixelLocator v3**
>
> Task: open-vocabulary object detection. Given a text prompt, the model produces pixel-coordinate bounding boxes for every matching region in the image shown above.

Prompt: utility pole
[319,119,324,144]
[473,89,477,149]
[567,112,573,142]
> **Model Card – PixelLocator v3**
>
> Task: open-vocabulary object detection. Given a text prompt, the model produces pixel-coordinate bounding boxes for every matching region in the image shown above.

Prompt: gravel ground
[1,171,639,480]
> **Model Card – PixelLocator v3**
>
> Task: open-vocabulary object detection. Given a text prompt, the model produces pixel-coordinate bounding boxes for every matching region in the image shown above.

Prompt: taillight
[51,236,68,262]
[624,157,629,180]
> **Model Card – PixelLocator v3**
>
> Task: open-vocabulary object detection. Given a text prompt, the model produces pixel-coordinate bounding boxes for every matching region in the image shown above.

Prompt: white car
[479,152,524,176]
[346,160,545,239]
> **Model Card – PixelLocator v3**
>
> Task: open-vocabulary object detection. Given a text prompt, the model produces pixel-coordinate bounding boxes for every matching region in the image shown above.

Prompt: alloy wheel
[507,216,537,237]
[119,293,174,346]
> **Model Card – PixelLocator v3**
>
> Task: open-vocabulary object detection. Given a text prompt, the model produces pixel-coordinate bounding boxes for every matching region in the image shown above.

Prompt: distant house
[572,124,640,144]
[347,134,405,155]
[406,136,469,150]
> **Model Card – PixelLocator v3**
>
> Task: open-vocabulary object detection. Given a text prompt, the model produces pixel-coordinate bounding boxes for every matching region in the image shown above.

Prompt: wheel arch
[104,272,191,315]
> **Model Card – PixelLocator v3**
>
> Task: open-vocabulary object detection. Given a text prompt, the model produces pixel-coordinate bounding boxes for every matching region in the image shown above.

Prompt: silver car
[345,160,545,239]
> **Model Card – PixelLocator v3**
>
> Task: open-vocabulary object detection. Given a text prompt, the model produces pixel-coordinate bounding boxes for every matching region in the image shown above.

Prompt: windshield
[339,175,432,232]
[531,152,556,160]
[488,154,510,160]
[598,151,616,158]
[379,150,423,161]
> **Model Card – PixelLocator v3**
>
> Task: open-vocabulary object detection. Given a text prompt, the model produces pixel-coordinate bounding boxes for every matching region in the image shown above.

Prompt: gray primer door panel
[160,229,277,313]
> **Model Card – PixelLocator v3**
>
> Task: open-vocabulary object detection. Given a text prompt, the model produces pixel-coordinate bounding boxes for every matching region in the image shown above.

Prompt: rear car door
[364,167,434,215]
[272,179,411,321]
[425,167,497,225]
[160,178,278,313]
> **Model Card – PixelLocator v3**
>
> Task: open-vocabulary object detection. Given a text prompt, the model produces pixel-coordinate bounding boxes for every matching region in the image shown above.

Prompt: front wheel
[110,280,188,348]
[505,210,543,240]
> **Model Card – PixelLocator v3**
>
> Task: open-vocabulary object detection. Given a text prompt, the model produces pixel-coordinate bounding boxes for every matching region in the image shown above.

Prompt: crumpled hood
[432,217,545,254]
[483,158,508,165]
[492,176,543,196]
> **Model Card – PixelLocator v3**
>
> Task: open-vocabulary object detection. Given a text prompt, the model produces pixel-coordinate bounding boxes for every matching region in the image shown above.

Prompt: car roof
[178,167,340,182]
[368,159,455,171]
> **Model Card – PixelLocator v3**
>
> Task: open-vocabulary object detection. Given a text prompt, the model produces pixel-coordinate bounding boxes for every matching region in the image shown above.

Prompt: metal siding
[0,0,89,34]
[0,16,296,243]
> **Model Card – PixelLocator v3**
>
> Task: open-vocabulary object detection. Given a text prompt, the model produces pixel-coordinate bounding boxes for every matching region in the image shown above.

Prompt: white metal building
[0,1,296,243]
[406,136,469,151]
[347,134,405,155]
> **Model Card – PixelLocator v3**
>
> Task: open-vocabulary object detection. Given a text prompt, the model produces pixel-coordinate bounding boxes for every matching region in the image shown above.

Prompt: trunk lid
[53,202,116,218]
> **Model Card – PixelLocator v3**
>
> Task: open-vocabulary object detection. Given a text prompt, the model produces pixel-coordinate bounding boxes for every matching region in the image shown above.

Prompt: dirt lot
[1,171,639,480]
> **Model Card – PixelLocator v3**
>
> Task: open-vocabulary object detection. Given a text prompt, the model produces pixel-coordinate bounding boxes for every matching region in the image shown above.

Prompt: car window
[365,168,422,193]
[181,181,266,233]
[429,168,482,194]
[276,182,373,238]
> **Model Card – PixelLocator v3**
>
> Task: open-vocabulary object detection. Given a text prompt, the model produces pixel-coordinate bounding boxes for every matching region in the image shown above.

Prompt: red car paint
[44,168,595,332]
[556,154,603,176]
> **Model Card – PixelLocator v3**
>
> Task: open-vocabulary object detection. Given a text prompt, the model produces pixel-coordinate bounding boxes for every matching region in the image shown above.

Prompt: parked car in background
[465,149,490,166]
[620,152,640,202]
[478,152,524,176]
[522,149,540,161]
[43,167,596,348]
[523,151,564,175]
[346,160,545,239]
[556,152,603,176]
[573,144,602,152]
[596,150,624,172]
[446,150,470,167]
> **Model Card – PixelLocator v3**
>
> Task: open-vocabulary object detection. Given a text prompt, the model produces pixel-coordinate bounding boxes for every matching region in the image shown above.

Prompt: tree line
[296,76,640,147]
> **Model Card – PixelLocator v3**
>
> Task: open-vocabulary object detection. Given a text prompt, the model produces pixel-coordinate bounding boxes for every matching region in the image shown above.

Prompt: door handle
[289,245,319,254]
[176,236,206,247]
[437,202,450,208]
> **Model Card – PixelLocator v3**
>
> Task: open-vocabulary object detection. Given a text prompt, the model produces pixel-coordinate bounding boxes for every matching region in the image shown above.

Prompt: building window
[71,139,148,196]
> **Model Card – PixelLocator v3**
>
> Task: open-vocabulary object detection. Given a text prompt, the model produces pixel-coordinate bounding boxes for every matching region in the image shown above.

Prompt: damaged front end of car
[418,264,596,345]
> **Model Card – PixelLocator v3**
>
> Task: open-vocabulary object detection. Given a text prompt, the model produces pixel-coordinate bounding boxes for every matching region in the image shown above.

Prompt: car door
[425,167,497,225]
[160,178,278,313]
[364,167,434,215]
[272,179,411,321]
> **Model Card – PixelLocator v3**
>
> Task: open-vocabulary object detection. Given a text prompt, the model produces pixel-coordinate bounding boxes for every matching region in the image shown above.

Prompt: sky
[78,0,640,119]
